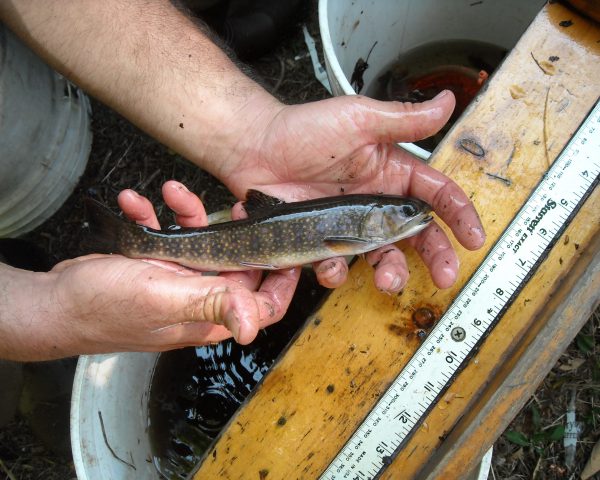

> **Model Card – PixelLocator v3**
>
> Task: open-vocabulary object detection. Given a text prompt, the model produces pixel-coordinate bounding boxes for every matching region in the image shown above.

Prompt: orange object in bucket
[388,65,488,118]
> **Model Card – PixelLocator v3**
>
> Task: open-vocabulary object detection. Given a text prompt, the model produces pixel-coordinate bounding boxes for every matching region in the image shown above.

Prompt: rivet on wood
[412,307,436,329]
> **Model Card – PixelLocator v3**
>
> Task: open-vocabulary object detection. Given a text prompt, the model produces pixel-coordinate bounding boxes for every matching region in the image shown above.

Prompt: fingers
[231,200,248,220]
[230,201,300,327]
[117,182,299,346]
[405,160,486,251]
[364,222,459,291]
[350,89,456,145]
[119,180,209,229]
[408,221,460,289]
[220,269,263,291]
[161,180,208,227]
[365,246,410,293]
[313,258,349,288]
[152,267,299,346]
[161,269,298,346]
[252,267,301,329]
[148,275,261,345]
[118,189,161,229]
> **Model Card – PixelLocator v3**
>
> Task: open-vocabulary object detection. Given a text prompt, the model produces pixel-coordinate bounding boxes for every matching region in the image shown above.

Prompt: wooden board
[191,3,600,479]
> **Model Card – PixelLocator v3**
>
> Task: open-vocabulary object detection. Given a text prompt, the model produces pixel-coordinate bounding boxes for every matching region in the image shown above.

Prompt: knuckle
[184,287,231,325]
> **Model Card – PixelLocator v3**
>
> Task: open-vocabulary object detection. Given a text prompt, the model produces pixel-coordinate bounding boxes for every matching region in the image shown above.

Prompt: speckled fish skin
[88,192,433,271]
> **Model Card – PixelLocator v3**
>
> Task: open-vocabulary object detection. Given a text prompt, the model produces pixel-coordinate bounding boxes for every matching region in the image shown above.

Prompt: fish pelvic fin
[84,198,129,255]
[238,261,280,270]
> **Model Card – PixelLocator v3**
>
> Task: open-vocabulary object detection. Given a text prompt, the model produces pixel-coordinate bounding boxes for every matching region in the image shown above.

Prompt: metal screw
[451,327,466,342]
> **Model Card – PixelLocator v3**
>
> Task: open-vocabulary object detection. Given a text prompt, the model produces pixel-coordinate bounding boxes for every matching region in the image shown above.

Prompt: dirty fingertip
[226,310,257,345]
[431,89,451,101]
[315,259,348,288]
[456,210,486,250]
[377,270,407,293]
[434,264,458,289]
[231,202,248,220]
[469,224,487,250]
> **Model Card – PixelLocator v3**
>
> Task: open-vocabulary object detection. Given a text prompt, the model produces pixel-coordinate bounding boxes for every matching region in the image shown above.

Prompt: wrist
[0,265,64,361]
[187,90,284,197]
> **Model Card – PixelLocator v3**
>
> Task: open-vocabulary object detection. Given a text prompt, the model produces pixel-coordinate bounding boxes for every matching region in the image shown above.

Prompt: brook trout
[87,190,432,271]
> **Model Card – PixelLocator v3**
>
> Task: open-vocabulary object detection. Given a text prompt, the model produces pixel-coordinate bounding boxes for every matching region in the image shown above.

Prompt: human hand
[216,91,485,292]
[30,183,299,359]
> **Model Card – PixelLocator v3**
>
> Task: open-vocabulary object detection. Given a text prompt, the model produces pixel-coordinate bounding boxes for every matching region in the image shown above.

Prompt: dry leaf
[510,85,526,99]
[539,60,556,75]
[581,437,600,479]
[558,357,586,372]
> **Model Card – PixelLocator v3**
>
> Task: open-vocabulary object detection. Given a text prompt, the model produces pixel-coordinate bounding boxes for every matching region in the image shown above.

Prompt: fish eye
[402,203,418,217]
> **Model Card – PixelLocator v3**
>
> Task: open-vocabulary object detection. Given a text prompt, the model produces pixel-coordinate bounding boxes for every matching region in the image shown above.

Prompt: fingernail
[380,272,403,293]
[474,225,486,243]
[225,310,241,342]
[316,260,337,274]
[441,266,457,286]
[432,90,449,101]
[390,275,403,291]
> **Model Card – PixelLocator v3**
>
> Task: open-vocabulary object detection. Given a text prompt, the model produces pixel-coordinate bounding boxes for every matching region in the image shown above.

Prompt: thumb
[349,89,456,144]
[200,284,261,345]
[153,276,262,345]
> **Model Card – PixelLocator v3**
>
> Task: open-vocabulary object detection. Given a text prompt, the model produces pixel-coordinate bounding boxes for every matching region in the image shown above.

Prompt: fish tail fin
[84,198,127,254]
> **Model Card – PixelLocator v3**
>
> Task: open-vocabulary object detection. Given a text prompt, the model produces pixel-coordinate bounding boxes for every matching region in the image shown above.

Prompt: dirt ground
[1,2,599,480]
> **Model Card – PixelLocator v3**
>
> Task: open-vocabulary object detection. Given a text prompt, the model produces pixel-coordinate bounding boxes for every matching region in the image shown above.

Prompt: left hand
[115,181,300,343]
[216,91,485,292]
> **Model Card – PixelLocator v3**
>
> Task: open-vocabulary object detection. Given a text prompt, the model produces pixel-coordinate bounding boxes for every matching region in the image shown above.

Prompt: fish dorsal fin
[243,189,285,217]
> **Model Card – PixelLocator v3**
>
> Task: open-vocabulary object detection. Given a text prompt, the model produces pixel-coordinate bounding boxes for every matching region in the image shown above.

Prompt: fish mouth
[420,214,434,225]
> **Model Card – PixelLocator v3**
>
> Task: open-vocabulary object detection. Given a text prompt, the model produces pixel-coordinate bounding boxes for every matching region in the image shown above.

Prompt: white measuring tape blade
[320,99,600,480]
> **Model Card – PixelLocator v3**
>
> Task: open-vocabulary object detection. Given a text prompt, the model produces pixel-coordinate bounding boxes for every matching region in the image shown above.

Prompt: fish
[86,190,433,271]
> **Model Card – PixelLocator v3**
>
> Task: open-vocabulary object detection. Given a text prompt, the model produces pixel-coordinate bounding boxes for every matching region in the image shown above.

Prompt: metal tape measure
[321,99,600,480]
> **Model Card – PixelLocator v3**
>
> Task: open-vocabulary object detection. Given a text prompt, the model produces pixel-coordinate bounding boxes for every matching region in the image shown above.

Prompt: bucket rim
[317,0,430,160]
[70,354,93,480]
[317,0,355,96]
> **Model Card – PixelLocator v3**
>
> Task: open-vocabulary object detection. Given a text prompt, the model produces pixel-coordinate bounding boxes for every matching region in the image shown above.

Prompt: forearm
[0,0,280,184]
[0,264,63,361]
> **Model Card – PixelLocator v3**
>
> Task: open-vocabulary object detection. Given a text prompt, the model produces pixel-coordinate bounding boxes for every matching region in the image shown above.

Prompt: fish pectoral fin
[324,236,372,254]
[239,261,280,270]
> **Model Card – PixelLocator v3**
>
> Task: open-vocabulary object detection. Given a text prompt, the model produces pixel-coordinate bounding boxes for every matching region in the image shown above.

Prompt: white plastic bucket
[318,0,545,159]
[0,25,91,237]
[70,353,161,480]
[71,352,493,480]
